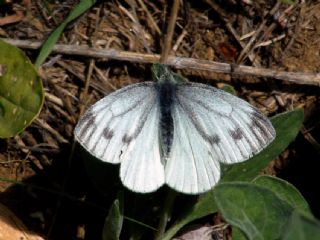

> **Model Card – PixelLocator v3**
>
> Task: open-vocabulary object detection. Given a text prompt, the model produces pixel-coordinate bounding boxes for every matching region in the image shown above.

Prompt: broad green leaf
[253,175,311,214]
[163,109,303,240]
[103,195,124,240]
[35,0,96,67]
[282,210,320,240]
[232,227,248,240]
[0,39,44,138]
[214,182,293,240]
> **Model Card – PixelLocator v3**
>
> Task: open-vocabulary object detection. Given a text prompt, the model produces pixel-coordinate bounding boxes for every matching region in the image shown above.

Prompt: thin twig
[79,59,95,115]
[2,38,320,86]
[34,119,68,143]
[160,0,180,63]
[137,0,161,35]
[93,65,117,91]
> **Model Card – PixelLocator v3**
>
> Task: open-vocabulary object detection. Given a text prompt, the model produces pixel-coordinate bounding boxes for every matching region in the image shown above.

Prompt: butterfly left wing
[74,83,165,193]
[165,83,275,194]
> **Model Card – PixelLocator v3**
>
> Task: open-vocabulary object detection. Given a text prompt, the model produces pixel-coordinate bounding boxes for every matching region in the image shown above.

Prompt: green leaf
[35,0,96,67]
[253,176,311,215]
[232,227,248,240]
[221,84,236,95]
[103,195,124,240]
[278,0,297,4]
[162,109,303,240]
[282,210,320,240]
[214,182,293,240]
[0,39,44,138]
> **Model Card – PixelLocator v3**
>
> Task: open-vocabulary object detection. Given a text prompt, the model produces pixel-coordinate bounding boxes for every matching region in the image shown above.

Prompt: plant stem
[155,189,177,240]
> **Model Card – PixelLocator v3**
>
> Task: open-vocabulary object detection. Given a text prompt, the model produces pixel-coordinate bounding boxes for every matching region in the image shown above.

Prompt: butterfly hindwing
[74,82,165,192]
[120,101,165,193]
[166,100,221,194]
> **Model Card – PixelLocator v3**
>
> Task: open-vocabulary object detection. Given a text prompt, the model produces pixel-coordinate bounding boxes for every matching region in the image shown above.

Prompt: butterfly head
[152,63,188,85]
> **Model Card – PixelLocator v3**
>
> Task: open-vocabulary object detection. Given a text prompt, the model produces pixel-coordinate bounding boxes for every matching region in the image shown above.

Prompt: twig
[2,38,320,86]
[34,119,68,144]
[119,3,152,53]
[254,34,286,48]
[93,65,117,91]
[137,0,161,35]
[160,0,180,63]
[45,92,64,107]
[172,28,188,52]
[79,59,95,115]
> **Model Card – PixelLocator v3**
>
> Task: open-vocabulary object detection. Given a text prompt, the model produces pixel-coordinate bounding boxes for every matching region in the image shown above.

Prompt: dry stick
[80,60,95,115]
[160,0,180,63]
[137,0,162,35]
[35,119,68,143]
[94,65,117,91]
[119,3,152,53]
[2,38,320,86]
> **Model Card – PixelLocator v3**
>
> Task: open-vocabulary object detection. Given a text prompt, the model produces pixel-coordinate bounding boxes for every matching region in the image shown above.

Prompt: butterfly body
[157,79,177,161]
[74,64,276,194]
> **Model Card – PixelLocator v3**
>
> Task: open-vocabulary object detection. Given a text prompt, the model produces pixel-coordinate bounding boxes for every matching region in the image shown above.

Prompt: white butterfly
[74,64,276,194]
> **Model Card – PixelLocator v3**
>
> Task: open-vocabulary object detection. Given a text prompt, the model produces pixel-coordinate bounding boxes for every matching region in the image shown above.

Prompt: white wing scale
[74,83,165,193]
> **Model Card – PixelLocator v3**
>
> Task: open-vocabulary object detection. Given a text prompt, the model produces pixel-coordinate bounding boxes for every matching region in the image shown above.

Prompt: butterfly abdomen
[156,81,176,161]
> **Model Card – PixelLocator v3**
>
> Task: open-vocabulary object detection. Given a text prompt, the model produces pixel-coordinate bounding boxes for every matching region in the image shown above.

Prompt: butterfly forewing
[74,82,165,192]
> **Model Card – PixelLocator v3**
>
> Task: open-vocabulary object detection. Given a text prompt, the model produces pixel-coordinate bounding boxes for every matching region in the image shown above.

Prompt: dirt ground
[0,0,320,239]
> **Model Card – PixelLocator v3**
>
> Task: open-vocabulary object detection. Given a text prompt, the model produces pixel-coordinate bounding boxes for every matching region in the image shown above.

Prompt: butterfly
[74,63,276,194]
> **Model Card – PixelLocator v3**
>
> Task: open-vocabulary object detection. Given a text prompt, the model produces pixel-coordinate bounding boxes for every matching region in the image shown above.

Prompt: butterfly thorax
[156,80,176,163]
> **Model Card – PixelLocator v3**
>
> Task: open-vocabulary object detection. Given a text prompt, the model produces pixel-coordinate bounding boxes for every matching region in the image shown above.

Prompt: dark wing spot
[78,111,95,139]
[103,127,114,140]
[122,134,133,144]
[229,128,244,140]
[208,134,220,144]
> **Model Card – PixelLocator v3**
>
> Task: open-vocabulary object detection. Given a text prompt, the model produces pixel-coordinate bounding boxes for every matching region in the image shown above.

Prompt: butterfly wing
[165,83,275,194]
[74,83,165,193]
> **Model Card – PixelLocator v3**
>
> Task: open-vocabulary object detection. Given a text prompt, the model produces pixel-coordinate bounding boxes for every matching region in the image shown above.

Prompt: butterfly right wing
[165,82,275,194]
[74,82,165,193]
